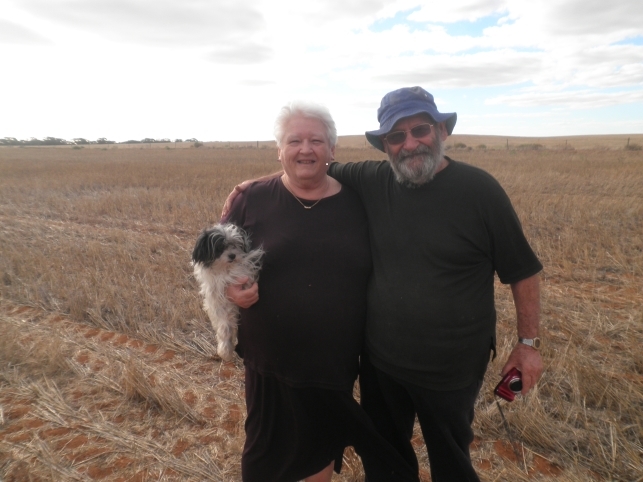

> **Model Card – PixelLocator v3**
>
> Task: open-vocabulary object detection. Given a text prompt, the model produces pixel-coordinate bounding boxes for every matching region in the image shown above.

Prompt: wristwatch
[518,337,541,350]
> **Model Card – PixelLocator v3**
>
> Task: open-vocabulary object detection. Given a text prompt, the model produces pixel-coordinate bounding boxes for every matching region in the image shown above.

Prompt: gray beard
[389,135,444,187]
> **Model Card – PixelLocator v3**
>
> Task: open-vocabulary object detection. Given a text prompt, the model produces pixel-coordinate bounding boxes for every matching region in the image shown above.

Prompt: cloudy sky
[1,0,642,142]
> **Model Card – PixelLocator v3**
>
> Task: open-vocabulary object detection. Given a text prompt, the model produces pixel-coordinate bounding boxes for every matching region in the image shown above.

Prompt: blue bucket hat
[365,86,457,152]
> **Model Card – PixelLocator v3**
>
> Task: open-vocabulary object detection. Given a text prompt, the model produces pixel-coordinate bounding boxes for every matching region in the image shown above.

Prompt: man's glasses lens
[385,123,433,145]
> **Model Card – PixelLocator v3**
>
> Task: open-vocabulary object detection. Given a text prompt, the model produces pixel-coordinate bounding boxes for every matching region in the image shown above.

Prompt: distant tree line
[0,137,198,146]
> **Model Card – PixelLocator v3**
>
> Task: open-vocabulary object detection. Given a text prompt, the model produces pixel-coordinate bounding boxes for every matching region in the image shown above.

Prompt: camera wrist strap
[495,397,526,469]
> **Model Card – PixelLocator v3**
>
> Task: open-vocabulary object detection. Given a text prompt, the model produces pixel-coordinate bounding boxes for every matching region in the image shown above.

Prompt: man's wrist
[518,337,541,350]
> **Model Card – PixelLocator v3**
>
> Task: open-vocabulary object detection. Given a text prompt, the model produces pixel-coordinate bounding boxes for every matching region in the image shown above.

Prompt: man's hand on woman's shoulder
[220,172,283,219]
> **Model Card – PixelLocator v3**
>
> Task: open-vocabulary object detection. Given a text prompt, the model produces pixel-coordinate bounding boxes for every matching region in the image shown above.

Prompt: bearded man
[324,86,543,482]
[223,86,543,482]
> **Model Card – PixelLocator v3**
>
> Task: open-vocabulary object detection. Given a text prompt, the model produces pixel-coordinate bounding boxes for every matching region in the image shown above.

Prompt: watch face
[520,337,541,349]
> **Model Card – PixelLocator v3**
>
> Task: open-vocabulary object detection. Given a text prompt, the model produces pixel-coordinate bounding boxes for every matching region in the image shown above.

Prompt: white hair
[274,101,337,148]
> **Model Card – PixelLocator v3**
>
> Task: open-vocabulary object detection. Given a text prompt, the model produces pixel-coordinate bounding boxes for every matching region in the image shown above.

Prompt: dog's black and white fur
[192,224,264,361]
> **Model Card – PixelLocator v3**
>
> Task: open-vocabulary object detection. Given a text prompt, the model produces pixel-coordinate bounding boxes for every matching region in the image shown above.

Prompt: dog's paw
[217,342,235,362]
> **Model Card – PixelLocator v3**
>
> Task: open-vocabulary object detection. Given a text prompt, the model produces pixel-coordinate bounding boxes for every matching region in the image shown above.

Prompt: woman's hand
[226,277,259,308]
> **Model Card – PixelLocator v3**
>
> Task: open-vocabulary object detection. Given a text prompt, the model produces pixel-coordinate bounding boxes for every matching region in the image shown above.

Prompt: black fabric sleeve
[328,161,367,192]
[478,177,542,284]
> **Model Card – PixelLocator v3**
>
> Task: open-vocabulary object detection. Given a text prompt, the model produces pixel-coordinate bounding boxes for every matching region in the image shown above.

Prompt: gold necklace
[282,176,330,210]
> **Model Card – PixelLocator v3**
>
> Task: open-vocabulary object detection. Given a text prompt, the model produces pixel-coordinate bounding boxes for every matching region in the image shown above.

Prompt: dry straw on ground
[1,139,642,481]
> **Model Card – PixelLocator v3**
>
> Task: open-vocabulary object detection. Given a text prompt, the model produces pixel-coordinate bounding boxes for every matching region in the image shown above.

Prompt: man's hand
[220,171,284,219]
[221,180,253,220]
[500,343,543,395]
[226,277,259,308]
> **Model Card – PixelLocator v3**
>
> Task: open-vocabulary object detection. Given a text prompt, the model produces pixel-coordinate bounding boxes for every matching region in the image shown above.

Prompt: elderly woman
[223,102,414,482]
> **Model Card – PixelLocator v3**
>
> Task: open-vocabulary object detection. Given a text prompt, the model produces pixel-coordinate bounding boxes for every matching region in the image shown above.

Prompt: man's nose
[402,132,421,151]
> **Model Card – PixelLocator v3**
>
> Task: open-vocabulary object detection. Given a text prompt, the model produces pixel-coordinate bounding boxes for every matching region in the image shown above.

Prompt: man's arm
[501,274,543,395]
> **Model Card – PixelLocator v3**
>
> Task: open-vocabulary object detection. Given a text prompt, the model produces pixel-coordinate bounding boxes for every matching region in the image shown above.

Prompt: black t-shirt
[329,158,543,390]
[225,177,372,391]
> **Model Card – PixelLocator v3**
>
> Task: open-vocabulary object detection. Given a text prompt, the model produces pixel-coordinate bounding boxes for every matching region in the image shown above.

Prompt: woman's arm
[226,276,259,308]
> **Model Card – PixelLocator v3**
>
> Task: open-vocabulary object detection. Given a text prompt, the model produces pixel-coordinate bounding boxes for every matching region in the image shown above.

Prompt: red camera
[494,367,523,402]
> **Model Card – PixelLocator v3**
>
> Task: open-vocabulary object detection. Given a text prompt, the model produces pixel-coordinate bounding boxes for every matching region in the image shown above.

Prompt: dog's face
[192,224,250,270]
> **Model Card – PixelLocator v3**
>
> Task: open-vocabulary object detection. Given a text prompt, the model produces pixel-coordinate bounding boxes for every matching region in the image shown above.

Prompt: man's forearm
[503,273,543,392]
[510,274,540,338]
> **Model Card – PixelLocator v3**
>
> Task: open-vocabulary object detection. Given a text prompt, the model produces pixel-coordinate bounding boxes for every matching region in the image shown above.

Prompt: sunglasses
[383,123,433,146]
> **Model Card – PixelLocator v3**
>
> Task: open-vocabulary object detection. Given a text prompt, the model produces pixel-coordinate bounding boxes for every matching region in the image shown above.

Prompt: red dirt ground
[1,301,567,481]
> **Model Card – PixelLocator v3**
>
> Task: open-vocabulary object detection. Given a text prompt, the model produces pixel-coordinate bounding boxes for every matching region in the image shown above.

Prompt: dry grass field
[0,138,642,481]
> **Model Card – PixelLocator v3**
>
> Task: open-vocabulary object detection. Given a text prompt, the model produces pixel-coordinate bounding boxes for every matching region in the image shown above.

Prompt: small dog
[192,224,264,361]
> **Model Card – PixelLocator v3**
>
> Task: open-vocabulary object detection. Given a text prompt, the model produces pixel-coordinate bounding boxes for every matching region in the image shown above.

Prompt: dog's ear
[242,231,252,253]
[192,229,226,265]
[230,225,252,253]
[192,230,210,264]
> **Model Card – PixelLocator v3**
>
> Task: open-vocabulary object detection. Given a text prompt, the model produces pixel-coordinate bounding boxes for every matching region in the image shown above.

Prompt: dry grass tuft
[119,356,207,424]
[0,316,73,380]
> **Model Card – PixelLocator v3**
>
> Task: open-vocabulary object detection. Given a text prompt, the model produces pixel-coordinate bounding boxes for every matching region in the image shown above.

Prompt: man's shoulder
[447,158,502,188]
[448,157,490,176]
[445,158,512,211]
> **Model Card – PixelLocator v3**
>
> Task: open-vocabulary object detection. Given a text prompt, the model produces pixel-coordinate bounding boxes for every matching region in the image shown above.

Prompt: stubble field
[0,138,642,481]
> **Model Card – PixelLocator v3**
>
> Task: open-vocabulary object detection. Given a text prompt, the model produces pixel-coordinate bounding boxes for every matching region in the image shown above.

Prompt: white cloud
[0,0,641,140]
[544,0,643,35]
[408,0,508,23]
[369,50,544,88]
[206,43,274,65]
[0,18,50,44]
[487,89,643,109]
[12,0,266,46]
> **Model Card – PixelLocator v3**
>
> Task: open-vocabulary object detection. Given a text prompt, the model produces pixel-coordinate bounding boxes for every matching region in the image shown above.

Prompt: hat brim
[366,110,457,152]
